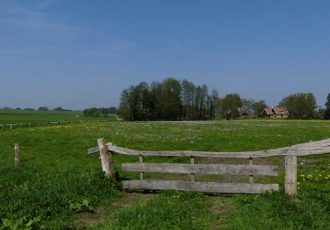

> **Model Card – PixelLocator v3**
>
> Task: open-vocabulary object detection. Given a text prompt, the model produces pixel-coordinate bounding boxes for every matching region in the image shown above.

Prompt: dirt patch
[74,192,156,229]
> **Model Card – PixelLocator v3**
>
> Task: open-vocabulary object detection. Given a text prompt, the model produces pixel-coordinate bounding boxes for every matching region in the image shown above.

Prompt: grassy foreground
[0,120,329,229]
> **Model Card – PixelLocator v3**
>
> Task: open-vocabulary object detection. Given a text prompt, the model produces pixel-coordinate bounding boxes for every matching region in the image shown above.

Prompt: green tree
[118,78,220,121]
[279,92,316,119]
[220,93,242,119]
[241,99,255,115]
[38,106,49,111]
[160,78,182,120]
[118,88,133,120]
[209,88,220,119]
[325,93,330,120]
[181,80,196,120]
[252,100,267,117]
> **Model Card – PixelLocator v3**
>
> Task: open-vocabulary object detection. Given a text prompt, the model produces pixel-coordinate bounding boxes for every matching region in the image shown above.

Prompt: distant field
[0,109,117,125]
[0,120,329,229]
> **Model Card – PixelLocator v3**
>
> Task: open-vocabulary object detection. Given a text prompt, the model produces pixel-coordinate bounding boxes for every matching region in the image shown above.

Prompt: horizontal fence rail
[121,163,278,176]
[88,138,330,196]
[122,180,280,194]
[0,120,79,129]
[88,138,330,158]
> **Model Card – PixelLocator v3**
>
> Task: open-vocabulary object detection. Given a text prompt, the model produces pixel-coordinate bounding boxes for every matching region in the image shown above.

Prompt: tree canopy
[278,93,316,119]
[83,107,117,117]
[325,93,330,120]
[118,78,223,121]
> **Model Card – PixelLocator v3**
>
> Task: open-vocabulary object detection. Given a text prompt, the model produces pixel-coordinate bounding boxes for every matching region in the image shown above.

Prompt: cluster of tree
[240,99,267,118]
[37,106,72,111]
[83,107,117,117]
[38,106,49,111]
[1,106,73,111]
[325,93,330,120]
[118,78,266,121]
[278,93,316,119]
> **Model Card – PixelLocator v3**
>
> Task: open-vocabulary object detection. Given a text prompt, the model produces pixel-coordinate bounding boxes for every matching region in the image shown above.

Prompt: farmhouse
[263,108,273,118]
[263,107,289,118]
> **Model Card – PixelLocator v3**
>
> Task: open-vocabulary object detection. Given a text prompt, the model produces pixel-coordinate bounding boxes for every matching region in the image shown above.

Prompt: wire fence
[0,119,113,130]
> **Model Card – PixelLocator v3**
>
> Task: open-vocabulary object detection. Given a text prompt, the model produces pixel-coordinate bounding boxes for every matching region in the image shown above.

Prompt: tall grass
[97,191,212,230]
[0,160,119,229]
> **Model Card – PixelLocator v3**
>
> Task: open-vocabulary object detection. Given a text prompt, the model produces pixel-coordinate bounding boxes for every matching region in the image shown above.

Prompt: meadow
[0,109,116,126]
[0,117,329,229]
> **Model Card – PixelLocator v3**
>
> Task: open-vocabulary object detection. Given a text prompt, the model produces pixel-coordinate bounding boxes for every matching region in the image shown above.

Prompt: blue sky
[0,0,329,109]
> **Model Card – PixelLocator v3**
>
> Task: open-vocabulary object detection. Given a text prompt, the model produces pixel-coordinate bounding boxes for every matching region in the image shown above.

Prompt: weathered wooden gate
[88,138,330,196]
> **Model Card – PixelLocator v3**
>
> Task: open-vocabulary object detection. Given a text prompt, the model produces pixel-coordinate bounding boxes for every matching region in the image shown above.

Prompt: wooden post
[139,155,144,180]
[285,154,297,197]
[190,156,195,182]
[97,138,114,179]
[249,157,254,184]
[14,144,19,167]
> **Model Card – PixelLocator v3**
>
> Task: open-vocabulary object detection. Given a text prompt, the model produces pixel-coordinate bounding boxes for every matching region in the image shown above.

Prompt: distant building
[239,108,257,119]
[263,108,273,118]
[239,108,249,118]
[263,107,289,118]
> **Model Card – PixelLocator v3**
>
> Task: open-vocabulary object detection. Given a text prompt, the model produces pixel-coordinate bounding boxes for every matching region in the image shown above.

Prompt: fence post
[190,156,195,182]
[139,155,144,180]
[14,144,20,167]
[285,154,297,197]
[97,138,114,179]
[249,156,254,184]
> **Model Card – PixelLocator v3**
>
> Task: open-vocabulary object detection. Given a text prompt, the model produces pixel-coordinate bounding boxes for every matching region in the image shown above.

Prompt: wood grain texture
[103,138,330,158]
[88,138,330,158]
[14,143,19,167]
[285,155,297,197]
[121,163,278,176]
[98,138,114,179]
[122,180,279,194]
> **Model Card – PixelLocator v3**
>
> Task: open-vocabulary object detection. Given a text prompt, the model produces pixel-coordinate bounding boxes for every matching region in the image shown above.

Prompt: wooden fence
[0,121,76,129]
[88,138,330,196]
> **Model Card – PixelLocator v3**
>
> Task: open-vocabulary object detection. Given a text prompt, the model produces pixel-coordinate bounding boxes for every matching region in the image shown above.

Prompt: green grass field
[0,119,329,229]
[0,109,117,125]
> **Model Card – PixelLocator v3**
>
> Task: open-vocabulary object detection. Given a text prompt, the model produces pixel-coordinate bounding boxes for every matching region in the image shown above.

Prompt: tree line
[118,78,330,121]
[118,78,266,121]
[83,107,117,117]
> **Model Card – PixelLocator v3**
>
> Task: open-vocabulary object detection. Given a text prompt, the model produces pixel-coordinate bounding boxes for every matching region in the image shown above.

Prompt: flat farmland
[0,109,116,126]
[0,120,329,229]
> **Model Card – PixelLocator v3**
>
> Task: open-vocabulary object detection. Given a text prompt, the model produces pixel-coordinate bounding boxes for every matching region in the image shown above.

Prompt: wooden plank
[190,156,195,182]
[121,163,278,176]
[108,144,288,158]
[88,146,99,154]
[249,157,254,183]
[139,155,144,180]
[105,138,330,158]
[14,144,19,167]
[122,180,279,194]
[98,138,114,178]
[285,155,297,197]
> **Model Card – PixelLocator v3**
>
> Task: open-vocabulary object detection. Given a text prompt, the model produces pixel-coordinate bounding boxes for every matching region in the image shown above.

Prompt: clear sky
[0,0,329,109]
